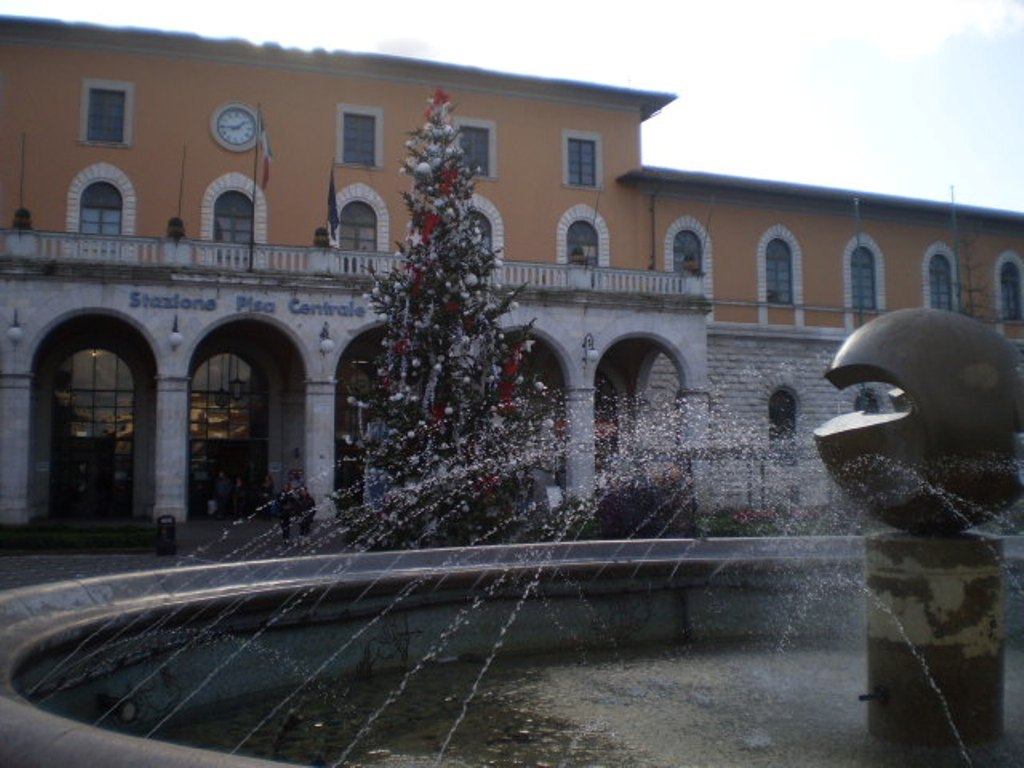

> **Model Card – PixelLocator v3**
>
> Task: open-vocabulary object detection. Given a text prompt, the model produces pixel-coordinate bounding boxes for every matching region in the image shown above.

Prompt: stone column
[564,386,595,498]
[152,375,190,523]
[304,379,337,508]
[0,373,33,524]
[864,533,1004,746]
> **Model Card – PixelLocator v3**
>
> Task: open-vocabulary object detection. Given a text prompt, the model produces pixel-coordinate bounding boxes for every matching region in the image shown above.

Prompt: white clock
[211,103,257,151]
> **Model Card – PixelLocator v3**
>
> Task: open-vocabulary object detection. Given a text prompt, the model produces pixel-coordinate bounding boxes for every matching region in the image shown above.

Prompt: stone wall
[697,327,851,518]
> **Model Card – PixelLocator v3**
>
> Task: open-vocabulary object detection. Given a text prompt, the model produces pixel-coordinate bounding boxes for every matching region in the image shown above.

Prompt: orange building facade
[1,17,1022,525]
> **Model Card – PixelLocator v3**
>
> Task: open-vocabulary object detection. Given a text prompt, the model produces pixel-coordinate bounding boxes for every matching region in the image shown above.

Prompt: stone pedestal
[864,533,1004,746]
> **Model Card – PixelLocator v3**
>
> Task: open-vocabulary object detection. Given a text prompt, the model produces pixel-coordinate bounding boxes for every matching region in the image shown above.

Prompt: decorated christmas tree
[350,89,553,549]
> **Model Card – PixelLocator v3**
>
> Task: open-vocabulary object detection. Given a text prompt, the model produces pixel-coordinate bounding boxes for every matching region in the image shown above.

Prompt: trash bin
[156,514,177,556]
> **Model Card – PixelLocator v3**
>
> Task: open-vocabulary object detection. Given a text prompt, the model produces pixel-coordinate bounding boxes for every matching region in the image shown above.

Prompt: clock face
[212,104,257,150]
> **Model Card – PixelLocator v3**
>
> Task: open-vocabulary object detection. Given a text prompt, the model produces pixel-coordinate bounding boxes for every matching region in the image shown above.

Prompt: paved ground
[0,517,352,592]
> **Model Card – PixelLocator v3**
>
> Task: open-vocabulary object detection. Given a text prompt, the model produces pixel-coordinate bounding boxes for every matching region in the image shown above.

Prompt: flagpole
[249,105,261,272]
[177,143,187,217]
[18,133,26,207]
[326,159,333,229]
[853,196,863,327]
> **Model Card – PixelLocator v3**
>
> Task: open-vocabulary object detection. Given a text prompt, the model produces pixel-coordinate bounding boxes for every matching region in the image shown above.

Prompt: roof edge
[619,167,1024,223]
[0,16,676,120]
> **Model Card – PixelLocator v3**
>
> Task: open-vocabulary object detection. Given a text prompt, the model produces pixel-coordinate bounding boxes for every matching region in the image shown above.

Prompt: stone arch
[31,311,158,519]
[200,173,268,243]
[66,163,138,234]
[335,182,390,252]
[470,193,506,254]
[556,204,610,267]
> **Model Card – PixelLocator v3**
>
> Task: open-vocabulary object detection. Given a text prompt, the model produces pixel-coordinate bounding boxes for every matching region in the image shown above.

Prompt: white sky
[3,0,1024,212]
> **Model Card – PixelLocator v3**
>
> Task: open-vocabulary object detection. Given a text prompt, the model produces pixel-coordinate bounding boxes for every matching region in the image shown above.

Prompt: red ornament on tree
[421,214,441,244]
[440,168,459,195]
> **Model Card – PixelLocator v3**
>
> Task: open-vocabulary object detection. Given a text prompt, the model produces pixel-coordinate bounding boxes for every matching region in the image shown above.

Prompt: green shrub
[0,524,154,551]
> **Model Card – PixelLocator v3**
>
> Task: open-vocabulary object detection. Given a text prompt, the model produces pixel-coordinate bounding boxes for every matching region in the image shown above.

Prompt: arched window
[567,220,598,266]
[768,389,797,442]
[213,191,253,244]
[673,230,703,275]
[929,254,953,310]
[339,201,377,252]
[850,245,876,312]
[80,182,123,235]
[190,353,267,438]
[765,238,793,304]
[1001,262,1021,321]
[470,211,493,253]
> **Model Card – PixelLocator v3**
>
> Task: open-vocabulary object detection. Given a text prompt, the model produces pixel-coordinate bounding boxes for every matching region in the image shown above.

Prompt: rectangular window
[338,105,384,168]
[88,89,125,142]
[80,79,134,145]
[568,139,595,186]
[563,130,602,188]
[455,118,497,178]
[343,114,375,165]
[460,126,489,176]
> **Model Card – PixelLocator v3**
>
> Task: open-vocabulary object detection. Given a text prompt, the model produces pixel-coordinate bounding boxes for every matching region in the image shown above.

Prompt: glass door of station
[50,349,134,518]
[188,352,268,519]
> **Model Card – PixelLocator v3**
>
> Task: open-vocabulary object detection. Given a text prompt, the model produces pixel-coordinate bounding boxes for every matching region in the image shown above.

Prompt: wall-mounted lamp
[169,315,183,350]
[581,333,599,365]
[319,322,335,356]
[7,310,24,346]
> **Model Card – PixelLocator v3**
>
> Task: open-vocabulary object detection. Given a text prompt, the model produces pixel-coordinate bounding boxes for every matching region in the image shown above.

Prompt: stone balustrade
[1,229,702,297]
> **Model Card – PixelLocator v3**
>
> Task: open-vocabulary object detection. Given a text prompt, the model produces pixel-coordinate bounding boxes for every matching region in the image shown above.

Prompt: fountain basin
[0,538,1020,766]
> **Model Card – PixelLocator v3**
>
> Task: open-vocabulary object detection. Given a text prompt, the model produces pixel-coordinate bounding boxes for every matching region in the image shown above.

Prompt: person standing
[258,474,275,517]
[278,483,297,540]
[231,476,248,518]
[297,486,317,537]
[213,470,232,519]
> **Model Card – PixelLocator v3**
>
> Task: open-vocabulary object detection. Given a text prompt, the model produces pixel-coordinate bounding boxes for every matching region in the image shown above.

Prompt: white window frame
[842,232,887,329]
[921,242,956,311]
[66,162,137,235]
[80,78,135,146]
[337,104,384,169]
[994,250,1024,323]
[556,204,610,266]
[756,224,804,326]
[334,182,391,252]
[562,129,602,189]
[454,117,497,180]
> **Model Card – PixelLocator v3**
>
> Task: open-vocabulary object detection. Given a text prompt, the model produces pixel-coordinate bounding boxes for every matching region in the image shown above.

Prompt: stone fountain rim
[0,535,1015,768]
